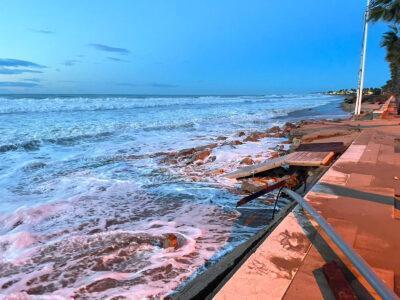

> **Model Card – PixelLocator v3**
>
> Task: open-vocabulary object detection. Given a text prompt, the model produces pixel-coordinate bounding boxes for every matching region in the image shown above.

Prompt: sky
[0,0,392,94]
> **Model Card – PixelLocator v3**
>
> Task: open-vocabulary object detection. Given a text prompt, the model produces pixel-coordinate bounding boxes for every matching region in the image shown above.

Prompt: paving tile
[353,233,391,252]
[326,218,358,246]
[339,145,366,163]
[373,268,395,290]
[214,211,313,300]
[346,173,374,187]
[319,169,349,186]
[359,143,381,164]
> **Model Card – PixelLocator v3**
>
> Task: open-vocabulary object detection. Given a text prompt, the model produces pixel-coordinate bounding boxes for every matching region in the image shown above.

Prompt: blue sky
[0,0,391,94]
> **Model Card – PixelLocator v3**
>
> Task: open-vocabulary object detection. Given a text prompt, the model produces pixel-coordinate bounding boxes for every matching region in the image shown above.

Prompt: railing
[281,188,398,300]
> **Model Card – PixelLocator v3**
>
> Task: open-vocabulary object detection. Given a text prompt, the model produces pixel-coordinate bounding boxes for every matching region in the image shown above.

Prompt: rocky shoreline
[162,93,392,191]
[158,113,360,195]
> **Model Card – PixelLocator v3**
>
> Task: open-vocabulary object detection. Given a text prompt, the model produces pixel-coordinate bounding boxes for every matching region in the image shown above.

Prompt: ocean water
[0,94,347,299]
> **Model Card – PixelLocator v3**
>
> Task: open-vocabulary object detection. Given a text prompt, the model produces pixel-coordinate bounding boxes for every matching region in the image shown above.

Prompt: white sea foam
[0,94,347,298]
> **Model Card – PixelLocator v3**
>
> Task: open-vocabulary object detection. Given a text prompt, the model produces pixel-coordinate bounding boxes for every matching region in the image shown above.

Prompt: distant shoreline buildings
[326,87,382,96]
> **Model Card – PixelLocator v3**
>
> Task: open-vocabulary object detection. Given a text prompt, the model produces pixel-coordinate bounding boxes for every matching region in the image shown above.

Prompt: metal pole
[355,0,370,117]
[282,188,398,300]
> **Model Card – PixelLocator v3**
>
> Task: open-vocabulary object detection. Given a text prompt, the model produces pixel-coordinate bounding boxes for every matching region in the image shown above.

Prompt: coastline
[164,96,372,297]
[158,96,352,188]
[0,94,353,298]
[170,95,394,298]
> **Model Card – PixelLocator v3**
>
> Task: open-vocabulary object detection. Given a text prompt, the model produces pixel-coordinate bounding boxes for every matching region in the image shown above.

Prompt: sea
[0,94,348,299]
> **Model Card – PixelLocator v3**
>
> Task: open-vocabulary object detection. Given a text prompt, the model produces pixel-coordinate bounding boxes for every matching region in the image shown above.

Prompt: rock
[216,136,227,141]
[272,132,286,138]
[163,233,179,249]
[85,278,119,293]
[195,143,218,151]
[237,131,246,137]
[267,126,281,134]
[244,132,268,142]
[272,145,284,151]
[225,140,243,146]
[211,169,225,175]
[193,149,211,161]
[270,151,279,158]
[177,148,196,157]
[240,157,254,165]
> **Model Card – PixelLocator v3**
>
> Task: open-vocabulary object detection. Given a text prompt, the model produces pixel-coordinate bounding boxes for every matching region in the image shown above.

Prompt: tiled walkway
[215,120,400,299]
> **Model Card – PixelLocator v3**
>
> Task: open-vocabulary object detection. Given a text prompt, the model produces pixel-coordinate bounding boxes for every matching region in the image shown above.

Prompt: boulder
[244,132,268,142]
[240,157,254,165]
[267,126,281,134]
[163,233,179,249]
[177,148,196,157]
[192,149,211,162]
[225,140,243,146]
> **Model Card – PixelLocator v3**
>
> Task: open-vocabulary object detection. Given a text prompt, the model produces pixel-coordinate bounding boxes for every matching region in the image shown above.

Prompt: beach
[0,94,349,298]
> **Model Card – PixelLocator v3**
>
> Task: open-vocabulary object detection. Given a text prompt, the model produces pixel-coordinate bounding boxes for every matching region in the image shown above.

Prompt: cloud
[0,81,40,88]
[0,68,43,74]
[0,58,46,75]
[62,60,79,66]
[22,78,41,83]
[0,58,46,68]
[107,57,129,63]
[88,43,130,55]
[29,28,55,34]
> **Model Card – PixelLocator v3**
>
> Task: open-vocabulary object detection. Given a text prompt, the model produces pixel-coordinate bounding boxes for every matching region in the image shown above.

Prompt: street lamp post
[355,0,370,118]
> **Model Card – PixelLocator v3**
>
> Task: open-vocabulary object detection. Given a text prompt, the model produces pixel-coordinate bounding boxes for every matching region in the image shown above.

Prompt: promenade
[215,117,400,299]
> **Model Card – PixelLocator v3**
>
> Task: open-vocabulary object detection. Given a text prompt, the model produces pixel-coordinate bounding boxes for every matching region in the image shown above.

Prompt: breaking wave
[0,94,347,298]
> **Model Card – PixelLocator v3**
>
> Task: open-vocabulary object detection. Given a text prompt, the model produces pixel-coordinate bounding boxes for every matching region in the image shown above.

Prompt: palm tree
[369,0,400,23]
[381,26,400,94]
[369,0,400,94]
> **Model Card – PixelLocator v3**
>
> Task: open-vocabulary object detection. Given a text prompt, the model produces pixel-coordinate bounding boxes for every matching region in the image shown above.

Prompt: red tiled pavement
[215,119,400,299]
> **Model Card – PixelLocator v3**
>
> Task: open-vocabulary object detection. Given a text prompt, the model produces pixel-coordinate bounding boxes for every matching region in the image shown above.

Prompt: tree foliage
[369,0,400,94]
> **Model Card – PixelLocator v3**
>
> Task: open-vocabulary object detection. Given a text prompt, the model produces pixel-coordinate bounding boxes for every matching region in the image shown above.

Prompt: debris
[296,142,346,154]
[286,151,335,167]
[241,177,270,193]
[291,138,302,149]
[322,261,357,300]
[236,179,288,207]
[224,154,292,179]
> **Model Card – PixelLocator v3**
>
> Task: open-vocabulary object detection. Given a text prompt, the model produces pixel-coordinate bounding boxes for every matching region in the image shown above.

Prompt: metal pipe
[282,188,398,300]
